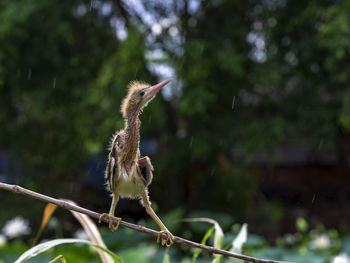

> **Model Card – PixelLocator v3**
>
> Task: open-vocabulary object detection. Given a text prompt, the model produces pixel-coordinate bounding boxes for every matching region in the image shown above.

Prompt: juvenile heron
[99,79,174,247]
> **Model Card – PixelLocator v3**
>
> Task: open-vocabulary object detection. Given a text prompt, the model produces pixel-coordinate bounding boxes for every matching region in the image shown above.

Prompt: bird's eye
[140,90,145,97]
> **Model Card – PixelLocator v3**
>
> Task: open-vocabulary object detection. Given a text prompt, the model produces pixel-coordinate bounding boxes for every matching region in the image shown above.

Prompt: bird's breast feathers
[117,162,143,198]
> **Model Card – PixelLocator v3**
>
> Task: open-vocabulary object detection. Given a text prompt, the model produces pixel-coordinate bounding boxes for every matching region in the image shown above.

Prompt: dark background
[1,0,350,242]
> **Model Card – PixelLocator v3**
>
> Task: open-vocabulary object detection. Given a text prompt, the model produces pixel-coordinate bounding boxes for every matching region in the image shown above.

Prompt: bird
[99,78,174,247]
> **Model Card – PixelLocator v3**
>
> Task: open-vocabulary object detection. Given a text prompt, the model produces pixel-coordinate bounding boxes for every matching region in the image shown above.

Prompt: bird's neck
[123,109,140,170]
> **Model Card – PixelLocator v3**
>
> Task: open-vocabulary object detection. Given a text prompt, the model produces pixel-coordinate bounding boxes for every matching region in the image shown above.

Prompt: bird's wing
[137,156,154,186]
[105,131,124,192]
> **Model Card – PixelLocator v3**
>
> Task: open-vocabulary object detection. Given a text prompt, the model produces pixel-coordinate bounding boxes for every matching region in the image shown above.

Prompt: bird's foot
[157,230,174,248]
[98,213,122,232]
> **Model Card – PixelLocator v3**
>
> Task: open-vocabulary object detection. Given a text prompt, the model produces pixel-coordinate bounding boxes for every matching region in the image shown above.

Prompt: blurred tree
[150,0,256,216]
[0,0,154,197]
[132,0,350,218]
[1,0,350,225]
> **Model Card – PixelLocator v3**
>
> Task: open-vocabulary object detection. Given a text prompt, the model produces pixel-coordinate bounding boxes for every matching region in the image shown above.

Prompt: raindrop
[318,139,323,150]
[90,0,94,11]
[148,115,152,123]
[53,78,56,89]
[16,69,21,79]
[134,68,139,78]
[199,44,204,54]
[27,68,32,80]
[312,193,316,204]
[189,136,194,148]
[210,169,215,176]
[70,183,74,193]
[232,96,236,110]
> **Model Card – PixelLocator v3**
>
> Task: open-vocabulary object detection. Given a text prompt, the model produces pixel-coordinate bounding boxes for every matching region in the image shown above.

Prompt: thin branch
[0,183,293,263]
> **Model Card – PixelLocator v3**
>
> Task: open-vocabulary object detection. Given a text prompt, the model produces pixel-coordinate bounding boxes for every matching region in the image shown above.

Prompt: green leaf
[48,255,66,263]
[14,238,122,263]
[212,222,224,263]
[183,218,224,263]
[117,246,153,263]
[192,226,214,263]
[162,249,171,263]
[62,199,114,263]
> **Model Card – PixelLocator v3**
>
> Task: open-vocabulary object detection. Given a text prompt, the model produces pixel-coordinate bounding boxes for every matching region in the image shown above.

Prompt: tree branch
[0,182,293,263]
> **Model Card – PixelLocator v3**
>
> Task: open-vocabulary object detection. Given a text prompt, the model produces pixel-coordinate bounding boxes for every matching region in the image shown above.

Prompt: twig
[0,182,293,263]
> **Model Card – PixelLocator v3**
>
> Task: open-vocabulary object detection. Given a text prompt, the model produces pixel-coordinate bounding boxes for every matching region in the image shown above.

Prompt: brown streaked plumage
[99,79,174,247]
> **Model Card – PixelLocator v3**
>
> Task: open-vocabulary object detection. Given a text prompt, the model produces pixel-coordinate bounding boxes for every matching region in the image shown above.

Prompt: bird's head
[121,78,172,118]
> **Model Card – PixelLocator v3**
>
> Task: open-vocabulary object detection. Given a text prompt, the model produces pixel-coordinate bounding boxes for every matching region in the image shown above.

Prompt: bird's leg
[99,192,121,231]
[141,190,174,247]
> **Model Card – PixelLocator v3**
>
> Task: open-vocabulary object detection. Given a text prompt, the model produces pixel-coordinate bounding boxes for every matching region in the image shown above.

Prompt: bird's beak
[146,78,172,98]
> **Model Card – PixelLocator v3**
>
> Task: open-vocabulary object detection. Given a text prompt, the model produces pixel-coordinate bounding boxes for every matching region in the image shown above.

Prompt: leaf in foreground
[162,249,171,263]
[48,254,66,263]
[61,199,114,263]
[227,223,248,263]
[14,238,122,263]
[192,226,214,263]
[32,203,58,246]
[183,217,224,263]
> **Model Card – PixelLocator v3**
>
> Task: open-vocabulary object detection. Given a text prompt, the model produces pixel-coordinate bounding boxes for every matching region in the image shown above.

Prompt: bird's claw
[98,213,122,232]
[157,230,174,248]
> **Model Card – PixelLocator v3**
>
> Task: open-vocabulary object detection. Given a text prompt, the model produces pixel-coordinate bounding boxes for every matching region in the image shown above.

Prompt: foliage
[0,213,349,263]
[14,238,121,263]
